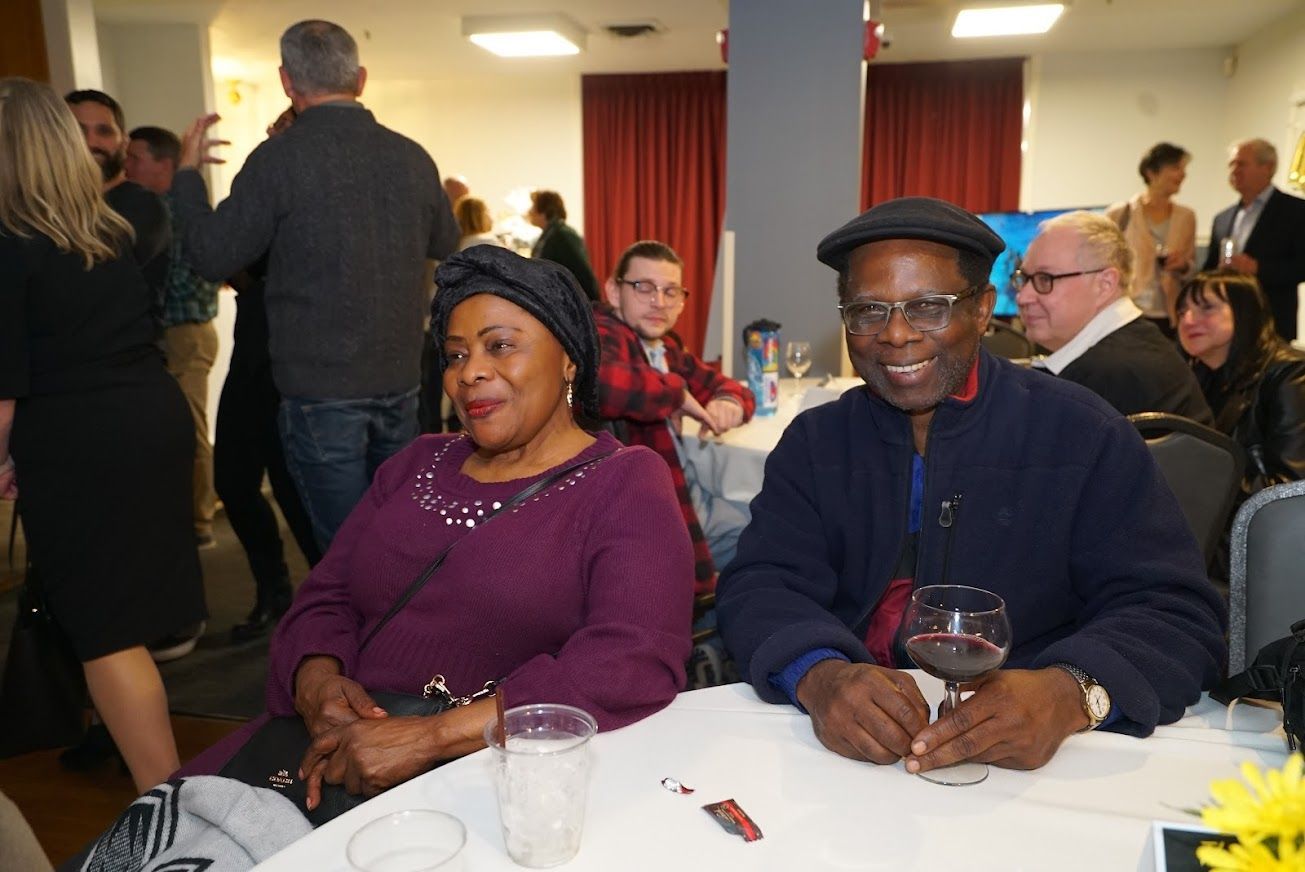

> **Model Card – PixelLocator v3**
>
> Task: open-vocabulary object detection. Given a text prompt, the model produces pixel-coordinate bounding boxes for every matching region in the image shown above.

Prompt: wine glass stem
[942,681,961,718]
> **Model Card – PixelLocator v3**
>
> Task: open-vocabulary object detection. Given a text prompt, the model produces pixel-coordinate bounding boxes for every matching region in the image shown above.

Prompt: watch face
[1086,685,1111,720]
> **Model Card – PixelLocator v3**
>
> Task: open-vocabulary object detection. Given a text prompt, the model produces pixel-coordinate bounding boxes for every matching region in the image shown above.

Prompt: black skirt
[11,368,207,661]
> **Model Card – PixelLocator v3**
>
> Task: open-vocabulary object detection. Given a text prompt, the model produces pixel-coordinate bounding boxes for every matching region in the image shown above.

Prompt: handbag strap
[357,446,616,654]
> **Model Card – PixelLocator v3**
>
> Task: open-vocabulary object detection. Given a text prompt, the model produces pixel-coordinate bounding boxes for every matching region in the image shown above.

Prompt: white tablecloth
[679,377,864,504]
[254,675,1289,871]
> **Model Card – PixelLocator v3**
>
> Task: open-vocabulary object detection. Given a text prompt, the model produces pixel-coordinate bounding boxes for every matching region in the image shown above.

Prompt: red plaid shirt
[594,304,756,592]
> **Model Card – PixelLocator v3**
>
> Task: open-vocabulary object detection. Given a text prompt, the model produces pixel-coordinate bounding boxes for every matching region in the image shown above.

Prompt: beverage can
[742,319,781,417]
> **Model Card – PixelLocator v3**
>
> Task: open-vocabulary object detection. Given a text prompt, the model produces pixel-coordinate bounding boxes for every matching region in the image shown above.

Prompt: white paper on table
[795,378,864,414]
[796,387,841,413]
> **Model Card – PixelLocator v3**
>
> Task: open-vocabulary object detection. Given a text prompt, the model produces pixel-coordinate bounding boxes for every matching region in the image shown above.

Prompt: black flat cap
[816,196,1005,272]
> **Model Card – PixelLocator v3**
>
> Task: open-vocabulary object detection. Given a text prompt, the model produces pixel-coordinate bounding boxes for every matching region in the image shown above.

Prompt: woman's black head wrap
[432,244,600,419]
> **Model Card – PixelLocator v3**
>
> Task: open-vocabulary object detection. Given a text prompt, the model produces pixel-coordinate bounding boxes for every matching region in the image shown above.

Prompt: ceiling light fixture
[952,4,1064,39]
[463,13,586,57]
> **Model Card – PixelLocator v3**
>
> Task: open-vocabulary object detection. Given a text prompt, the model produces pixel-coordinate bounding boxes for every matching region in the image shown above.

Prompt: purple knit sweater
[181,431,693,775]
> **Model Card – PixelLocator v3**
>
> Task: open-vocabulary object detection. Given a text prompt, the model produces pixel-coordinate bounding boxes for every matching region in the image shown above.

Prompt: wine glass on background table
[897,585,1011,786]
[785,341,812,391]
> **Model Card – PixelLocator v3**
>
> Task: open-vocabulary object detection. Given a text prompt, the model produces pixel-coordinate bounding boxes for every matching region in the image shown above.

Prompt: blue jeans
[278,388,419,552]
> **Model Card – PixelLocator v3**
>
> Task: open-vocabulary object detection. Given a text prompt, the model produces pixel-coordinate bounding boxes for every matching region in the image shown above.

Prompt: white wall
[365,75,585,236]
[97,21,212,135]
[1222,3,1305,188]
[42,0,102,93]
[1024,47,1234,237]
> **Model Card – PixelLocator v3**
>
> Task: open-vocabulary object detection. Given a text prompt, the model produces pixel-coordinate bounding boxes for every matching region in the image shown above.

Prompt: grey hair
[1233,137,1278,169]
[280,20,360,96]
[1039,210,1134,297]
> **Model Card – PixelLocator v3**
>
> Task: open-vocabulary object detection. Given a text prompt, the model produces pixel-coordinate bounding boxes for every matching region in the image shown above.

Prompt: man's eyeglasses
[619,278,689,304]
[837,286,983,336]
[1010,267,1107,295]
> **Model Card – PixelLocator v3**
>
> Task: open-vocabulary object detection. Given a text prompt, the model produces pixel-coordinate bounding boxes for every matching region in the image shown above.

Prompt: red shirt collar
[950,355,980,403]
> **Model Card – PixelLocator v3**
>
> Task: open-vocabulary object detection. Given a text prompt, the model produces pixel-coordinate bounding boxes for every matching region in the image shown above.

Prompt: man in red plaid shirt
[595,240,756,593]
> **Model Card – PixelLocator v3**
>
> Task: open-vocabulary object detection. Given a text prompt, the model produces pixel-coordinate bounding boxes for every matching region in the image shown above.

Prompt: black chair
[981,320,1036,360]
[1128,413,1245,566]
[1228,480,1305,672]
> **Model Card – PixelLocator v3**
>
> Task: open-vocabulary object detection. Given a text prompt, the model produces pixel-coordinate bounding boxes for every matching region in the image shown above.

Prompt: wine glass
[785,341,813,391]
[897,584,1012,786]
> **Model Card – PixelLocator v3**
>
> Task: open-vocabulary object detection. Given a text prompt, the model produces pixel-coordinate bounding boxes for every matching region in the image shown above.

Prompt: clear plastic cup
[346,809,466,872]
[484,703,598,868]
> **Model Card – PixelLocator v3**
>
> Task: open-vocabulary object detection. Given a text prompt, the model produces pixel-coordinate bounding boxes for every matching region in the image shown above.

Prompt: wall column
[724,0,866,376]
[40,0,102,92]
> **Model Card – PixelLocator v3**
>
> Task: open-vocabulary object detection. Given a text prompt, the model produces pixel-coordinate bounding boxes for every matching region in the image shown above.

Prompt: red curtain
[582,71,726,357]
[862,58,1024,212]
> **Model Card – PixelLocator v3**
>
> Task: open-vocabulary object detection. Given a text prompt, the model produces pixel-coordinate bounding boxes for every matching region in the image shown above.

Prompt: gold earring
[566,382,574,407]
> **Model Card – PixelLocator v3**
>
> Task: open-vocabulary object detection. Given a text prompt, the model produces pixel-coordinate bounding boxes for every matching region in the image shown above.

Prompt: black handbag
[219,448,614,825]
[220,685,472,826]
[0,511,87,758]
[1211,617,1305,752]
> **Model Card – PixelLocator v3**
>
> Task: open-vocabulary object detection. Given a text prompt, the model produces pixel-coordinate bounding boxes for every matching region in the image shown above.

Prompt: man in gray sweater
[171,19,459,550]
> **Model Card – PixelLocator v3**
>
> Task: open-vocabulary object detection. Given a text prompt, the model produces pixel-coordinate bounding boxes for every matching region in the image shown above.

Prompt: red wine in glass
[897,585,1012,786]
[905,633,1007,683]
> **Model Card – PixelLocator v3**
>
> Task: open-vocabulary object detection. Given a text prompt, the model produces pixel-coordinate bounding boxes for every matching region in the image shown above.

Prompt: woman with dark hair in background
[1177,270,1305,494]
[527,189,600,301]
[1107,142,1197,337]
[0,77,205,793]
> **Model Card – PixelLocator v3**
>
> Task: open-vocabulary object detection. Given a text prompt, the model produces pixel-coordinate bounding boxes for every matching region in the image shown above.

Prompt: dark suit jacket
[531,220,600,302]
[1058,318,1214,425]
[1202,187,1305,340]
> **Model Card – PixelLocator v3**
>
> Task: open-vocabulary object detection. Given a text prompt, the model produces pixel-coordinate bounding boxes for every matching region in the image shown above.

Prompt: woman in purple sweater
[182,245,694,808]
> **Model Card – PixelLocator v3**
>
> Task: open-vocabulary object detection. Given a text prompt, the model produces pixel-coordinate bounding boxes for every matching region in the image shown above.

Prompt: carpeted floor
[0,493,312,721]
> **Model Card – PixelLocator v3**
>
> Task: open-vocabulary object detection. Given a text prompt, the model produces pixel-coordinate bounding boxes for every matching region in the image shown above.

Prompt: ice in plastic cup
[346,809,466,872]
[484,703,598,868]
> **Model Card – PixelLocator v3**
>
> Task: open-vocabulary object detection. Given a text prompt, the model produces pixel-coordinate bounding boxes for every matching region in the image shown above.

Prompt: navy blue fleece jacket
[717,349,1227,736]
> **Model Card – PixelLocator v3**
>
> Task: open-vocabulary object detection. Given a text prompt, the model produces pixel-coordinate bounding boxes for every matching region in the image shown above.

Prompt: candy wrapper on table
[741,319,781,417]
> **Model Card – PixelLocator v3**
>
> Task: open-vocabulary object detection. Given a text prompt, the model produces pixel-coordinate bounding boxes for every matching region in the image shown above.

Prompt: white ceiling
[93,0,1302,80]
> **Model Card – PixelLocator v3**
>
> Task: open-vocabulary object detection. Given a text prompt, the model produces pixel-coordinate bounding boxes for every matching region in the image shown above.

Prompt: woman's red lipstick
[464,399,503,419]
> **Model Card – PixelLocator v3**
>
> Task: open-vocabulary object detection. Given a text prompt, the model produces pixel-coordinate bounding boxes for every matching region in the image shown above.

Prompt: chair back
[1128,413,1245,565]
[1228,480,1305,672]
[981,320,1036,360]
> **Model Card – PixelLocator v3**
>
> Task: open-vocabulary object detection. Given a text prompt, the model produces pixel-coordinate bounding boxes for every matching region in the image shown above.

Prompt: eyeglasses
[838,286,983,336]
[1010,268,1107,295]
[619,278,689,304]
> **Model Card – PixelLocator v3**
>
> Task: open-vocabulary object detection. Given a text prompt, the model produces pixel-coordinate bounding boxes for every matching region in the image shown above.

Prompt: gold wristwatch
[1052,663,1111,731]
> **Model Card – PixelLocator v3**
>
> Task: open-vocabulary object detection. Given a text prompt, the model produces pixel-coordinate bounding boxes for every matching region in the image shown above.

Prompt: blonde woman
[1105,142,1197,336]
[0,78,205,793]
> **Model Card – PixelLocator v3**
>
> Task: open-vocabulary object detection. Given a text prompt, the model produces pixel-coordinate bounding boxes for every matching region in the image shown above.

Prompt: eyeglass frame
[837,285,986,336]
[1010,267,1108,295]
[617,277,690,304]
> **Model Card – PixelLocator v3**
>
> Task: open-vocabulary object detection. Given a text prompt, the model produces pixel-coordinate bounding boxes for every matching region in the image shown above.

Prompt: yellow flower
[1201,754,1305,847]
[1196,838,1303,871]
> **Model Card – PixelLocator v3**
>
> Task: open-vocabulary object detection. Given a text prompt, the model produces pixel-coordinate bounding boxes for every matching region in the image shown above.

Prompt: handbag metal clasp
[422,674,500,707]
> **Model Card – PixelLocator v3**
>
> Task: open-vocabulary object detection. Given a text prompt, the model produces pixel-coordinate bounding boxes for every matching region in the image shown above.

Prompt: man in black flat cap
[717,196,1226,775]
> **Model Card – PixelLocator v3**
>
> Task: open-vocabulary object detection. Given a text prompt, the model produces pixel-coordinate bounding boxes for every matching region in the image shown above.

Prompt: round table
[254,675,1288,871]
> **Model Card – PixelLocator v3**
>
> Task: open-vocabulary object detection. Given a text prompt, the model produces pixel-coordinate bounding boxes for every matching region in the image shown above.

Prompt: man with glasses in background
[594,240,755,594]
[1016,210,1211,422]
[717,197,1224,776]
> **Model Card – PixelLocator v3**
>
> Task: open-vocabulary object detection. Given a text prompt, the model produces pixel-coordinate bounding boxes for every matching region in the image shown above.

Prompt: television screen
[978,207,1106,316]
